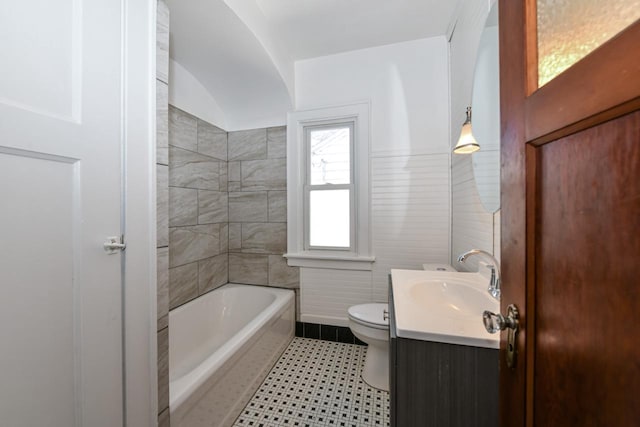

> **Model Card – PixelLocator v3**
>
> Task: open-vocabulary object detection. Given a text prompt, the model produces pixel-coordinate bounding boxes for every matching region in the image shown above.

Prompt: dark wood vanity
[389,281,499,427]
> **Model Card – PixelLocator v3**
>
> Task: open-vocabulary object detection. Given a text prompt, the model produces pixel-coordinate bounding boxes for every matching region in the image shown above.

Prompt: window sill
[284,253,376,271]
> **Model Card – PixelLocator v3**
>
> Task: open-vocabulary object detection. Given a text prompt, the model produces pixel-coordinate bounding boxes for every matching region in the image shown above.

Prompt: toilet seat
[348,303,389,330]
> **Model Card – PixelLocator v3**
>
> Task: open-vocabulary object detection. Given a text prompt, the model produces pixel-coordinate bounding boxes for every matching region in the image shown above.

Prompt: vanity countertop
[390,269,500,349]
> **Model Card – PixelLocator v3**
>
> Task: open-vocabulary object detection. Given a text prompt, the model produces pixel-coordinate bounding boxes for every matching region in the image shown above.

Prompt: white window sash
[303,121,355,252]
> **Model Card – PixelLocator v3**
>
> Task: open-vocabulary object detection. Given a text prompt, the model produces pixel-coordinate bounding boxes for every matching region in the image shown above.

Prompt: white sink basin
[391,269,500,348]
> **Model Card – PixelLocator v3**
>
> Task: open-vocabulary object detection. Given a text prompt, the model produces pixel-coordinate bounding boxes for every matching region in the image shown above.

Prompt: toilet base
[360,339,389,391]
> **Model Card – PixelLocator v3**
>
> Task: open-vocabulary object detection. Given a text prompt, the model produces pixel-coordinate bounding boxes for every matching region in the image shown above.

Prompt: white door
[0,1,125,426]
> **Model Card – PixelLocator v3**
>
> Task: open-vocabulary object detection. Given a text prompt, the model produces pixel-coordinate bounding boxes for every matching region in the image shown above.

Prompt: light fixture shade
[453,107,480,154]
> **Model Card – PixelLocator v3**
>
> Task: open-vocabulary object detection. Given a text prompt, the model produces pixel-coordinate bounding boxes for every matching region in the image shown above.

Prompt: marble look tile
[197,120,227,161]
[169,146,219,190]
[198,190,228,224]
[268,191,287,222]
[157,312,168,331]
[156,0,169,84]
[229,253,268,285]
[241,158,286,191]
[219,162,228,192]
[158,408,170,427]
[156,80,169,165]
[220,223,229,253]
[228,129,267,161]
[268,254,299,288]
[198,254,228,294]
[228,181,241,192]
[157,327,169,412]
[169,262,198,309]
[169,187,198,227]
[169,224,220,268]
[157,165,169,247]
[157,247,169,331]
[241,223,287,254]
[169,107,197,152]
[267,126,286,159]
[228,192,268,222]
[228,161,241,182]
[229,223,241,251]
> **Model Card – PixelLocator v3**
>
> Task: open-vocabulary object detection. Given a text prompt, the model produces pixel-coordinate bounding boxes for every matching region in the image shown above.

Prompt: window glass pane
[310,126,351,185]
[537,0,640,87]
[309,189,350,248]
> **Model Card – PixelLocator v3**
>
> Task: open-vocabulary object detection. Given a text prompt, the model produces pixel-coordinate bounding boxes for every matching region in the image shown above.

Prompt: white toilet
[348,303,389,391]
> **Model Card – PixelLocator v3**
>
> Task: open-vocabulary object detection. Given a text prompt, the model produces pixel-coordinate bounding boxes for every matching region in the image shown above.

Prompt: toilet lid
[348,303,389,329]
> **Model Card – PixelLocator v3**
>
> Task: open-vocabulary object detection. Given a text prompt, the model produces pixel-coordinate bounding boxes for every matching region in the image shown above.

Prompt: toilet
[348,303,389,391]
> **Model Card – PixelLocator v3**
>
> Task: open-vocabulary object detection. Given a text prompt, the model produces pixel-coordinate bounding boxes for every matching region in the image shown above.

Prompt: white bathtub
[169,284,295,427]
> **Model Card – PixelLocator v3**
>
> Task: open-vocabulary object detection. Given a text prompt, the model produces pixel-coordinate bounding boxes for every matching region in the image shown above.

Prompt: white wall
[169,59,228,130]
[296,38,450,156]
[449,0,501,271]
[294,37,451,326]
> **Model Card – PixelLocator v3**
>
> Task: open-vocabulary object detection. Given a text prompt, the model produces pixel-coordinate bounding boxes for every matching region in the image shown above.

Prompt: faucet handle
[486,266,501,299]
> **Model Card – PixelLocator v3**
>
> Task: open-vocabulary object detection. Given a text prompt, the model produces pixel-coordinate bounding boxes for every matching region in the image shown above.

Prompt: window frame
[285,102,374,270]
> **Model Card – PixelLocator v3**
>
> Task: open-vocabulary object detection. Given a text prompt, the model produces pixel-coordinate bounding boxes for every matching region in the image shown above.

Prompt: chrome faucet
[457,249,501,300]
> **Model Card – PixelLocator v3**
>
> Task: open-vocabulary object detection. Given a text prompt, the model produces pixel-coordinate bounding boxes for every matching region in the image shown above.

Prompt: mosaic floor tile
[233,338,390,427]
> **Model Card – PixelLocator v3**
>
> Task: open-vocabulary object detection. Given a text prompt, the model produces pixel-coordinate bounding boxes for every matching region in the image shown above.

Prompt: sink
[408,279,495,318]
[391,269,500,348]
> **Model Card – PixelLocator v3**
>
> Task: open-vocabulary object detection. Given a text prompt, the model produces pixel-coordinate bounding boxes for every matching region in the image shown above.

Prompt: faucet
[457,249,501,300]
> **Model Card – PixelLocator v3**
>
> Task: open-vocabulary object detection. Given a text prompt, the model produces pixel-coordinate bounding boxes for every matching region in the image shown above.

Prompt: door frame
[499,0,640,425]
[122,0,158,425]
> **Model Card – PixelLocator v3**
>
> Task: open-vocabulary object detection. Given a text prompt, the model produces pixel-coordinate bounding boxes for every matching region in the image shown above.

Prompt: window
[286,102,374,270]
[305,123,354,250]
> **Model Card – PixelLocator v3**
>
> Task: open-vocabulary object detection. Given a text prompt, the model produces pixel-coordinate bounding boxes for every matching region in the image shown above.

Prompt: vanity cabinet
[389,282,499,427]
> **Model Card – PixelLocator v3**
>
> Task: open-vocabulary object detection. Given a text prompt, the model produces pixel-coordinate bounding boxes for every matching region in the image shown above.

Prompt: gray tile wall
[168,119,299,308]
[156,1,170,425]
[227,127,299,289]
[168,105,229,311]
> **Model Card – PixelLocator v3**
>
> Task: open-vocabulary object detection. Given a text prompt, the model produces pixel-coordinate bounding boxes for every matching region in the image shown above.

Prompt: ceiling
[167,0,460,129]
[255,0,460,59]
[167,0,292,130]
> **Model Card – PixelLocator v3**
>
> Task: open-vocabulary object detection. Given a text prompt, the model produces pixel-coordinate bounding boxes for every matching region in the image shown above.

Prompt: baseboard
[295,321,366,346]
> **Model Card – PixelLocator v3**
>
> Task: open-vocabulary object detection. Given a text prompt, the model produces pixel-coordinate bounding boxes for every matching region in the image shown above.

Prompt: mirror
[471,4,500,213]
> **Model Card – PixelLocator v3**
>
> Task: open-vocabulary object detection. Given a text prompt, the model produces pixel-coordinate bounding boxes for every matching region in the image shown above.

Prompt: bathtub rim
[169,283,295,413]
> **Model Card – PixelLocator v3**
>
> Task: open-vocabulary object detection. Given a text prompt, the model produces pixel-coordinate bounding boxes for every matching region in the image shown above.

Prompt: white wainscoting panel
[371,154,451,301]
[300,268,373,327]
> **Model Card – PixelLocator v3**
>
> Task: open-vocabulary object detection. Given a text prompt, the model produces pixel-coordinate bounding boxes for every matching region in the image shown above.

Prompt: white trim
[123,0,156,425]
[300,314,349,328]
[284,253,375,271]
[287,102,372,269]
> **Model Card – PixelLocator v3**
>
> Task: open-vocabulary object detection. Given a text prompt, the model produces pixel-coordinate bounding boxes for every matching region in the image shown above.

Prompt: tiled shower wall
[156,0,170,425]
[168,106,229,309]
[167,109,299,310]
[227,127,299,289]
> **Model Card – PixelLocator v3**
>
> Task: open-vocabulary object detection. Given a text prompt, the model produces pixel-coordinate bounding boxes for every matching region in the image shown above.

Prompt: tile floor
[233,337,390,427]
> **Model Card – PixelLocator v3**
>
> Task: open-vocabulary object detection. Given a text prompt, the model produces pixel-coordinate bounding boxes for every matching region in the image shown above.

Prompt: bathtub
[169,284,295,427]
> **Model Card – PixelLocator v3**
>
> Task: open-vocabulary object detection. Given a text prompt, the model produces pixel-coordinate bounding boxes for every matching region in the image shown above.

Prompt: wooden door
[499,0,640,425]
[0,1,126,425]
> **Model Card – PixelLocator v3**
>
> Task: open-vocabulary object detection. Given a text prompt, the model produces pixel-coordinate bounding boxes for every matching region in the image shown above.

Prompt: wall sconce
[453,106,480,154]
